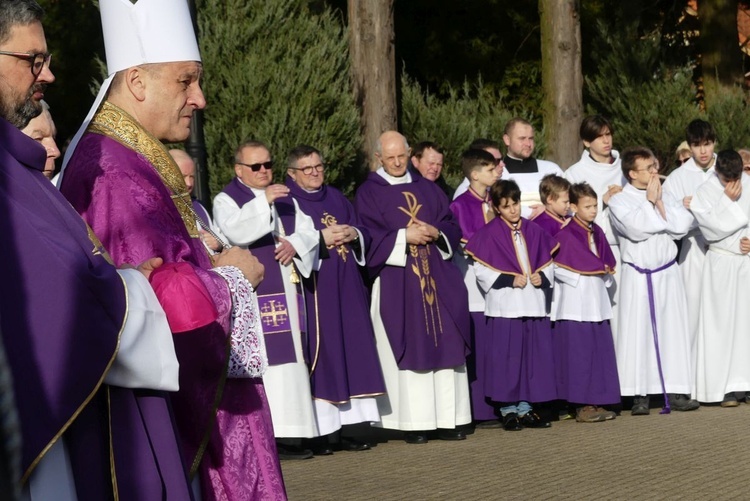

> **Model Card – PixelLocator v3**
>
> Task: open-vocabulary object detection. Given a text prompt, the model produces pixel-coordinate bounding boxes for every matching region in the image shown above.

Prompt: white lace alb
[214,266,268,378]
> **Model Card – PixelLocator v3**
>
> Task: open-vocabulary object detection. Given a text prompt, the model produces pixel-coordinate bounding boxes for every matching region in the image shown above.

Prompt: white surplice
[213,186,321,437]
[689,173,750,402]
[608,184,694,396]
[662,156,716,368]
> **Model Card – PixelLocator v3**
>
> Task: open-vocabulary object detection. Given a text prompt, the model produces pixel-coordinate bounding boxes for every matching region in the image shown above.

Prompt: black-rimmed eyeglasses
[290,164,325,175]
[237,160,274,172]
[0,51,51,77]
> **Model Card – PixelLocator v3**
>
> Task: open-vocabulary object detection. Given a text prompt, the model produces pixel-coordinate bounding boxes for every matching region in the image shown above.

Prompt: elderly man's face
[412,148,444,181]
[21,108,59,179]
[377,135,410,177]
[175,156,196,194]
[0,21,55,128]
[289,153,325,191]
[143,61,205,143]
[235,146,273,189]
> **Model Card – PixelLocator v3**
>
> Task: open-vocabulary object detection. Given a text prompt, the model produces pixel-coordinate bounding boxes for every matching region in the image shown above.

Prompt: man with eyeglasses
[608,146,698,416]
[214,139,322,460]
[60,0,286,499]
[0,1,209,498]
[663,120,718,394]
[284,144,386,454]
[354,131,472,445]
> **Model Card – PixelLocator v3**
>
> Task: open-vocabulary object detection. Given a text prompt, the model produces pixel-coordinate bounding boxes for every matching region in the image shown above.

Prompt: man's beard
[0,83,44,129]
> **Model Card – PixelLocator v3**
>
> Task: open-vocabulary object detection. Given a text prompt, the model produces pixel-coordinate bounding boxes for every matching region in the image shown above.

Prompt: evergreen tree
[195,0,361,196]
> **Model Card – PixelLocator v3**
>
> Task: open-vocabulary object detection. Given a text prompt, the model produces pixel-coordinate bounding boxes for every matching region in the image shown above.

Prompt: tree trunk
[347,0,397,171]
[699,0,743,110]
[539,0,583,169]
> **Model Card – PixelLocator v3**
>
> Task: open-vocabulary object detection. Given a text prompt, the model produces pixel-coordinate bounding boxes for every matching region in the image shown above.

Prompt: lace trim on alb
[213,266,268,378]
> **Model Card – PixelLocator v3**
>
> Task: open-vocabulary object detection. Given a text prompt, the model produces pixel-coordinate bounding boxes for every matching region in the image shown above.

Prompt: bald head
[375,131,410,177]
[169,149,196,193]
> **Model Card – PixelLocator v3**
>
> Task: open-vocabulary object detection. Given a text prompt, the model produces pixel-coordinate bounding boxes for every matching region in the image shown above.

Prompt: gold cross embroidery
[320,212,350,262]
[260,300,288,328]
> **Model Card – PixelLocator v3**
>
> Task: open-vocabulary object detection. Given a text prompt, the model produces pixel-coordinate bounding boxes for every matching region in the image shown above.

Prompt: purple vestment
[354,171,470,371]
[286,178,386,403]
[61,107,285,501]
[0,116,193,499]
[450,189,496,420]
[552,217,620,405]
[449,188,492,243]
[554,217,616,275]
[220,177,301,366]
[531,210,566,237]
[466,216,558,404]
[465,217,557,275]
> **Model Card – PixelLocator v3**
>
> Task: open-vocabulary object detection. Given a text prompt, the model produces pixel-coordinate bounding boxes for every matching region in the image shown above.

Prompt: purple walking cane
[626,260,678,414]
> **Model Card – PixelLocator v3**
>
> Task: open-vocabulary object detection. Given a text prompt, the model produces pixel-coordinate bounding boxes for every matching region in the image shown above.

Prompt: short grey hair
[374,134,409,155]
[0,1,44,46]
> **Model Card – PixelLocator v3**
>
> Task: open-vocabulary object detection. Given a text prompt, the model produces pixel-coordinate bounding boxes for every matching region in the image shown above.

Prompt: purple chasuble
[465,217,558,276]
[354,172,470,371]
[531,210,567,237]
[286,178,386,403]
[450,188,492,242]
[0,118,194,499]
[62,124,285,500]
[221,177,302,366]
[554,217,616,275]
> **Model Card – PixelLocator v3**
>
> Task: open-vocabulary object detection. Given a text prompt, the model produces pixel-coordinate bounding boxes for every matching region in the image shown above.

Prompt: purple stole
[450,188,493,242]
[465,217,558,275]
[532,210,567,237]
[191,198,211,227]
[286,179,386,402]
[355,172,470,371]
[221,177,302,366]
[554,217,616,274]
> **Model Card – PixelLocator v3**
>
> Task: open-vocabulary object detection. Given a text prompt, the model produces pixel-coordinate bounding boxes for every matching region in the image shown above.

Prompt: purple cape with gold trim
[554,217,616,275]
[532,210,567,237]
[354,171,470,371]
[450,188,491,242]
[465,217,558,276]
[286,178,386,402]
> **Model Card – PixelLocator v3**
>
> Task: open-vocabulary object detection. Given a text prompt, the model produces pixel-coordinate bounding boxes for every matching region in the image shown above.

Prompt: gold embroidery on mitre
[320,211,349,262]
[88,101,198,239]
[398,192,443,345]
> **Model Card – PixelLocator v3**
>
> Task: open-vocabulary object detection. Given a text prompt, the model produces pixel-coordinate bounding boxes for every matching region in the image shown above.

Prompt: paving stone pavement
[281,403,750,500]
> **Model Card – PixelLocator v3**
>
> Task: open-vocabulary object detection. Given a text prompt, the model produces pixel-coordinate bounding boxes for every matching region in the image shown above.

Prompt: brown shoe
[595,406,617,420]
[575,406,607,423]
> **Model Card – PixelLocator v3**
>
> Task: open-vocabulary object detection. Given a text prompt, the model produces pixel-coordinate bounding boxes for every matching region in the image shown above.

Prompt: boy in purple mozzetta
[532,174,571,237]
[450,148,502,428]
[465,179,558,431]
[551,182,620,423]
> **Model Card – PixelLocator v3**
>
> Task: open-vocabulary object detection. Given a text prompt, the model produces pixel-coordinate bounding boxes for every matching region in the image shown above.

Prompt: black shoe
[631,395,650,415]
[519,411,551,428]
[437,428,467,441]
[305,436,334,456]
[335,437,371,452]
[502,413,523,431]
[276,443,313,460]
[721,393,739,407]
[474,419,503,429]
[667,393,700,411]
[404,431,428,444]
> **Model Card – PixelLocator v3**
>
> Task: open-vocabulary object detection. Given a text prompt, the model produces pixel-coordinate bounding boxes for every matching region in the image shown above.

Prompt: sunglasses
[237,160,274,172]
